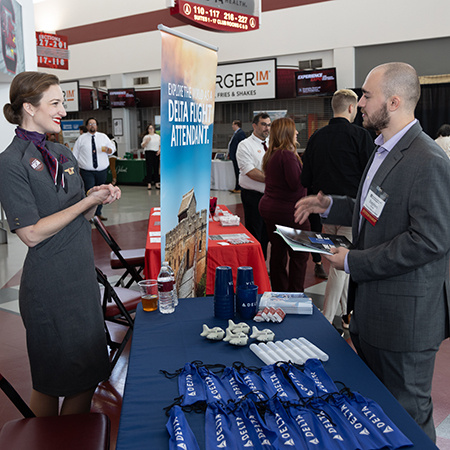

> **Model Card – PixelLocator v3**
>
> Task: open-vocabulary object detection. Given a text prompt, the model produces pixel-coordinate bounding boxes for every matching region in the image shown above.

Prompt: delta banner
[159,25,217,297]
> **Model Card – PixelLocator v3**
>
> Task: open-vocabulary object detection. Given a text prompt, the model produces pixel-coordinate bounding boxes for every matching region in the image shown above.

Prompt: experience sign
[170,0,260,32]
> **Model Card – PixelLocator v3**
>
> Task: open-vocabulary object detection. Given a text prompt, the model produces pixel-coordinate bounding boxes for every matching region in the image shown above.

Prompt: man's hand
[294,191,330,224]
[323,247,349,271]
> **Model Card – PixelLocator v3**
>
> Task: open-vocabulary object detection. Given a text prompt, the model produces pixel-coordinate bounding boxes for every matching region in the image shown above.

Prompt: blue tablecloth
[116,297,437,449]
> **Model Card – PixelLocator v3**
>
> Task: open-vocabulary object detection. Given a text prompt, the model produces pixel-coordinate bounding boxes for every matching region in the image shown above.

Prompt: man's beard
[362,103,390,133]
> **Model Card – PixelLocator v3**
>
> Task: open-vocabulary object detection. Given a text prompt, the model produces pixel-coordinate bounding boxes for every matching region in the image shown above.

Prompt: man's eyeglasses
[259,122,271,128]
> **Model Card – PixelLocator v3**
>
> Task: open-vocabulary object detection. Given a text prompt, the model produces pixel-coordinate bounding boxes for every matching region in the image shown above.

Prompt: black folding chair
[96,267,141,370]
[93,215,145,288]
[0,372,111,450]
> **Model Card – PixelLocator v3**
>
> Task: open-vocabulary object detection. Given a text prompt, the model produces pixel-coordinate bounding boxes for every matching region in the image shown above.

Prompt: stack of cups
[236,266,258,320]
[214,266,235,319]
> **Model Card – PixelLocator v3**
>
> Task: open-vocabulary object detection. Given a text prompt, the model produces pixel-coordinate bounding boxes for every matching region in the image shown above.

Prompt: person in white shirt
[73,117,115,220]
[141,123,161,190]
[236,112,270,258]
[435,124,450,158]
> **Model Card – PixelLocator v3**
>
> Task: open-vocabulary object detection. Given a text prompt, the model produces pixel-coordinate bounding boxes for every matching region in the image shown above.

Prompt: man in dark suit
[228,119,246,193]
[294,62,450,442]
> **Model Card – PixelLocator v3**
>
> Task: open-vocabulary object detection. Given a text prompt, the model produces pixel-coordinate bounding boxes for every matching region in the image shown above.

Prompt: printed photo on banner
[159,27,218,297]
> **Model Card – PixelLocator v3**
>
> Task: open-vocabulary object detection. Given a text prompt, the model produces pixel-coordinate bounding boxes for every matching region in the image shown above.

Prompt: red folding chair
[93,215,145,288]
[96,267,141,370]
[0,372,110,450]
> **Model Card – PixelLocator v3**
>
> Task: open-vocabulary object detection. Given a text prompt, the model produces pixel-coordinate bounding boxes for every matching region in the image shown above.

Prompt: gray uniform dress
[0,136,110,397]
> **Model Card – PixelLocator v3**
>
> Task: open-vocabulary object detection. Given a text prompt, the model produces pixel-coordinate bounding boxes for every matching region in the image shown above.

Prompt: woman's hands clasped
[87,184,121,205]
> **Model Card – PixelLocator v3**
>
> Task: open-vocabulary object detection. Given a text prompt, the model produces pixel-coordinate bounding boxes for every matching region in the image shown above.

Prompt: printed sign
[0,0,24,76]
[295,68,337,96]
[60,81,79,113]
[170,0,260,32]
[160,26,217,297]
[36,32,69,70]
[60,119,83,151]
[216,59,276,102]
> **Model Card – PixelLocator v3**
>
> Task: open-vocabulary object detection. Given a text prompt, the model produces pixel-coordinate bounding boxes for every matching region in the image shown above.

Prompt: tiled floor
[1,185,450,449]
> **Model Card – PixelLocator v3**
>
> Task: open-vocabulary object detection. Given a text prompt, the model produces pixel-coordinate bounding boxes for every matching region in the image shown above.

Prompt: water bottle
[165,262,178,307]
[158,262,175,314]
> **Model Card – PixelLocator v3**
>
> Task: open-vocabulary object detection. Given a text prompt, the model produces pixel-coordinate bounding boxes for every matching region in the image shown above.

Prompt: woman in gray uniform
[0,72,121,416]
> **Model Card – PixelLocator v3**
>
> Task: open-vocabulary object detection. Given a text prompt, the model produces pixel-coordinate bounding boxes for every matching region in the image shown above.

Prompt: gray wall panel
[355,37,450,87]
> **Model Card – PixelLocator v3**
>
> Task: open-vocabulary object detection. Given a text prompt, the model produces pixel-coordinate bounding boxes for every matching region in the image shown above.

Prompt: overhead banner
[36,32,69,70]
[216,58,276,102]
[159,25,218,297]
[0,0,25,76]
[170,0,260,32]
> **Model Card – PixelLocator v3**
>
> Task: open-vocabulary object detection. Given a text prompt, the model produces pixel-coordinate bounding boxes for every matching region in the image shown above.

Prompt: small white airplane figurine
[223,328,248,346]
[250,326,275,342]
[200,324,225,340]
[227,319,250,335]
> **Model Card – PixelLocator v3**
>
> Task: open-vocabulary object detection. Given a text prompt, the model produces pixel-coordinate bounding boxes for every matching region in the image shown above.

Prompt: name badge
[360,185,388,226]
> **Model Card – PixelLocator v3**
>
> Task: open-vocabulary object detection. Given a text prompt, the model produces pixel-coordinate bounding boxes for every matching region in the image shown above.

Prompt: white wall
[33,0,450,85]
[0,0,37,154]
[31,0,450,150]
[33,0,168,30]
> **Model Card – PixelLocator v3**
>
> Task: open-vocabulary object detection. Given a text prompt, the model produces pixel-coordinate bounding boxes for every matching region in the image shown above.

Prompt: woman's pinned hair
[3,71,60,125]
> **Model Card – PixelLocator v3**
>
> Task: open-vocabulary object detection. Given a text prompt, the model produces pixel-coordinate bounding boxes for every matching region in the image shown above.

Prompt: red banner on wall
[171,0,260,32]
[36,32,69,70]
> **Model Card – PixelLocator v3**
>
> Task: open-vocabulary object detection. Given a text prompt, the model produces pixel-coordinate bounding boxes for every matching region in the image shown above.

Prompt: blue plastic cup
[236,285,258,320]
[214,266,234,297]
[214,266,235,319]
[214,295,235,319]
[236,266,254,289]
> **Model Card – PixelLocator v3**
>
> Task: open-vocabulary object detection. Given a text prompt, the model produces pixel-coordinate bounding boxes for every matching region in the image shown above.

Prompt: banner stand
[159,25,218,297]
[157,24,219,52]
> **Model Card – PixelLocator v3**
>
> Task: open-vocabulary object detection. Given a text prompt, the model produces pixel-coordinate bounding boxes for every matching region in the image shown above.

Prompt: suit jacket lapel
[352,122,423,244]
[352,148,377,244]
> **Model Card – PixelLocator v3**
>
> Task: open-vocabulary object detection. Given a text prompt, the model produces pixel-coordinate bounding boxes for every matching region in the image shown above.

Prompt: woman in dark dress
[259,117,310,292]
[0,72,121,416]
